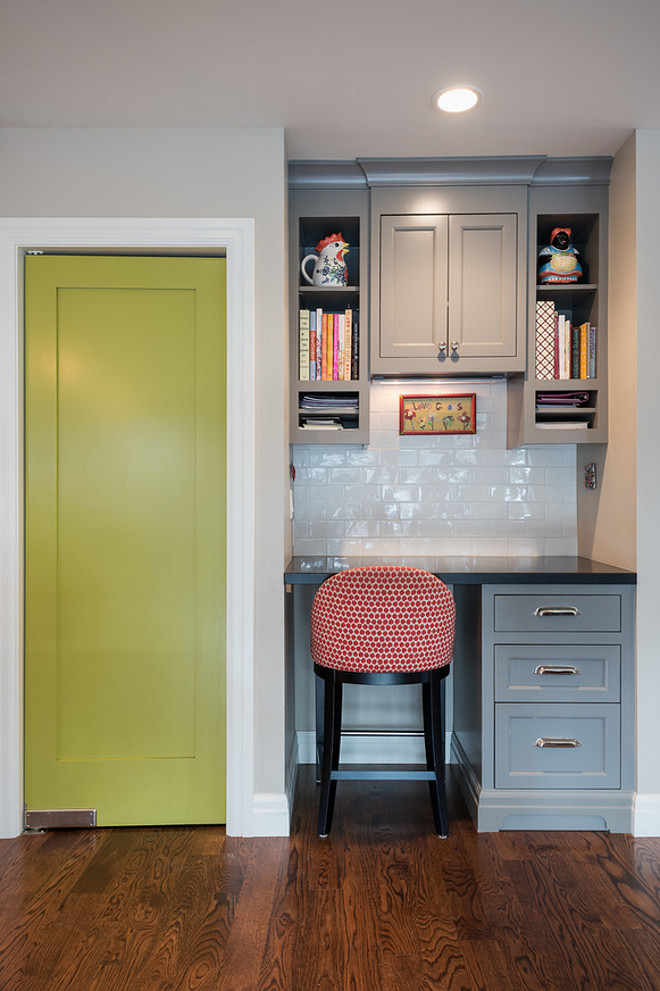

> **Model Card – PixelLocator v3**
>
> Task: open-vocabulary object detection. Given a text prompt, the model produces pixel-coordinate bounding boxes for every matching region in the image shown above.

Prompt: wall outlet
[584,462,598,490]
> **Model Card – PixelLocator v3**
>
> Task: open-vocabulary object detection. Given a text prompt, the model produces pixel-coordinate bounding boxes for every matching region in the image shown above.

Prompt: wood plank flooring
[2,766,660,990]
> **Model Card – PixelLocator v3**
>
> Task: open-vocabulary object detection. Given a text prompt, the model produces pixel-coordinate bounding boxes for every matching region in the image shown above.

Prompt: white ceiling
[2,0,659,161]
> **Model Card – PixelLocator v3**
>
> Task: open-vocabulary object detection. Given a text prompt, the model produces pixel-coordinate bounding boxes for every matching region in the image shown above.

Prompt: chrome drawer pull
[533,664,581,676]
[534,737,582,749]
[534,606,581,617]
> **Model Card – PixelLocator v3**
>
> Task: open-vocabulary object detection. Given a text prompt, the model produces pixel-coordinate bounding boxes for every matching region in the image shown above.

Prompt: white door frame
[0,217,257,838]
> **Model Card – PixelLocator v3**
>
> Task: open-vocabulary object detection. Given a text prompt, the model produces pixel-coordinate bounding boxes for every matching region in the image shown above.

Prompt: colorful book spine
[298,309,310,381]
[321,312,328,380]
[332,314,339,380]
[337,313,345,381]
[326,314,333,380]
[351,314,359,380]
[579,322,589,379]
[316,308,323,380]
[344,309,352,381]
[309,310,317,381]
[570,323,580,380]
[557,315,566,379]
[588,326,597,378]
[535,300,555,380]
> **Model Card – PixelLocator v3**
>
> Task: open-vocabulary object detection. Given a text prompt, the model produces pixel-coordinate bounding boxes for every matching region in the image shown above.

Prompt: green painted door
[24,255,227,826]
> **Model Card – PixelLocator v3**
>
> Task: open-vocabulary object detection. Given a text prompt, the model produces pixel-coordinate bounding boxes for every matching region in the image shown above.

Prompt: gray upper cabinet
[371,186,527,376]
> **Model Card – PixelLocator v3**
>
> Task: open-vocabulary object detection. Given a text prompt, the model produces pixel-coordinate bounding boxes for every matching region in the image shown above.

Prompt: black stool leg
[318,673,342,837]
[315,675,324,784]
[422,681,436,820]
[422,681,433,769]
[426,669,449,838]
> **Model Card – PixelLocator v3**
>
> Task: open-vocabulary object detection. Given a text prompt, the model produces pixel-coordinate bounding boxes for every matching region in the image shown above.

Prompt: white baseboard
[245,792,291,837]
[633,793,660,836]
[297,730,452,766]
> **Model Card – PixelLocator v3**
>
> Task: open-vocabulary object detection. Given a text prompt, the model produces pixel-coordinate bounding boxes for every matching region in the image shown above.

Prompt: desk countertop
[284,555,637,585]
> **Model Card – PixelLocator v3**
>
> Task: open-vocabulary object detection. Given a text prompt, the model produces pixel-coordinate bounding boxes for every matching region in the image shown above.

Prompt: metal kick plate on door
[25,809,97,829]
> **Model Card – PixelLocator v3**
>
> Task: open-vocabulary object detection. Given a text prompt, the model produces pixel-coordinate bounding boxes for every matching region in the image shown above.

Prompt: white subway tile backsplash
[363,466,401,484]
[308,450,347,467]
[419,482,455,502]
[400,502,438,521]
[472,501,509,521]
[328,503,363,520]
[344,520,379,538]
[418,449,456,467]
[292,380,578,557]
[328,467,364,484]
[308,520,345,539]
[381,484,421,503]
[508,502,546,520]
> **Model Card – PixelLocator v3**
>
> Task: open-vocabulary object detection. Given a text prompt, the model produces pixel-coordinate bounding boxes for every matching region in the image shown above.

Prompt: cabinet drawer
[495,703,620,789]
[493,594,621,633]
[494,645,621,703]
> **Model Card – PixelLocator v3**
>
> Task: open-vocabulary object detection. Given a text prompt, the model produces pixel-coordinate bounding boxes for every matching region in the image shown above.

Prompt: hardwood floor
[2,766,660,990]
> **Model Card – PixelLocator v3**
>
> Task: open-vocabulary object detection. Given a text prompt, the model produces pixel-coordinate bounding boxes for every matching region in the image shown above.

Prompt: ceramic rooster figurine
[301,233,349,286]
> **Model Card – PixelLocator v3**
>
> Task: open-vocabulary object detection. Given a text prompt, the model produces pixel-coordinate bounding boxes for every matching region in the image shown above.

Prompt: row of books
[535,300,597,380]
[299,308,358,381]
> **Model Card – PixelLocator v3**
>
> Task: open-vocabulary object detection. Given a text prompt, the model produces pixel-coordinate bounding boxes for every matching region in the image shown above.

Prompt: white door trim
[0,217,257,838]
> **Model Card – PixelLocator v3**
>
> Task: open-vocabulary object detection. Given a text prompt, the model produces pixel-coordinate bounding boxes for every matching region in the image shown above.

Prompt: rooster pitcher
[301,233,349,286]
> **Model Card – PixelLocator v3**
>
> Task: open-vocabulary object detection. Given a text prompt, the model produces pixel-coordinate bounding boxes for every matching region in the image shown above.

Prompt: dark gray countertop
[284,555,637,585]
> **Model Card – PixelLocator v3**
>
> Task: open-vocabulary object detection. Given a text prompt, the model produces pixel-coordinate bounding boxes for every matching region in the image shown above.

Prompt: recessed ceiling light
[433,86,482,114]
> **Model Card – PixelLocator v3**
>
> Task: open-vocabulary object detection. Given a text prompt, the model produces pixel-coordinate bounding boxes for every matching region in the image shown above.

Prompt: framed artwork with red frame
[399,394,476,435]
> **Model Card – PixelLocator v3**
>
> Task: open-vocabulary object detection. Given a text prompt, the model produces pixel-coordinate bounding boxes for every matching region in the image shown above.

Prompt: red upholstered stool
[310,566,456,837]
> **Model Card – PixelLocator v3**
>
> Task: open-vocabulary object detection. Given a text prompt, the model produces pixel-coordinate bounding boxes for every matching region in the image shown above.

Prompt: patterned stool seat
[310,566,456,837]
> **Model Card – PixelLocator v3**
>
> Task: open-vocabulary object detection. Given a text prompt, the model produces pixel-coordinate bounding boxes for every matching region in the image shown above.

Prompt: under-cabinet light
[433,85,482,113]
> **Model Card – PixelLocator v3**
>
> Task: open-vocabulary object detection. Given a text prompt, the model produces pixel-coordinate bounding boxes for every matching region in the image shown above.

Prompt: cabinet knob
[438,342,447,355]
[451,341,459,352]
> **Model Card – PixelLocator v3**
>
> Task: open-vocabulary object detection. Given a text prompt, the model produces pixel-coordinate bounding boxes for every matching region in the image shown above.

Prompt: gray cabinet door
[448,214,518,359]
[379,215,448,360]
[377,212,518,370]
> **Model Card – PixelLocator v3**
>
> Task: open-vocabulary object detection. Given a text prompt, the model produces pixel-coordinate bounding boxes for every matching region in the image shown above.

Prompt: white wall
[0,128,289,815]
[592,128,660,833]
[578,136,637,569]
[634,129,660,826]
[293,379,577,557]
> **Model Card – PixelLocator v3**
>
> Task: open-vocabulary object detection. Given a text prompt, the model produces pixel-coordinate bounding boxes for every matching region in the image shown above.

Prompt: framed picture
[399,394,476,435]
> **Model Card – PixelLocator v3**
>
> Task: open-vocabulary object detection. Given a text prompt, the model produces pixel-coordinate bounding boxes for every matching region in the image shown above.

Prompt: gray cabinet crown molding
[288,156,613,190]
[358,156,545,186]
[287,161,368,189]
[532,157,613,186]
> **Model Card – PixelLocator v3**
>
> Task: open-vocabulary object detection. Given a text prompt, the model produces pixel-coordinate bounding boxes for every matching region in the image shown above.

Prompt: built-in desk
[285,556,636,832]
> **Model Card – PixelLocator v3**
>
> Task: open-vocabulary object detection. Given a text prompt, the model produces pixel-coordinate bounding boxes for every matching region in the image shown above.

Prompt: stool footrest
[330,769,436,781]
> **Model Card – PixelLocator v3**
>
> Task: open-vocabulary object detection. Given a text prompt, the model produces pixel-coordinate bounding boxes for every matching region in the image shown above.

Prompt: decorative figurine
[301,233,349,286]
[538,227,582,284]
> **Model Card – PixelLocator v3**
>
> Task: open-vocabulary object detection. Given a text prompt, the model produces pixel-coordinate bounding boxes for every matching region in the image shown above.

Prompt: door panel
[25,255,227,825]
[448,214,518,357]
[379,215,448,357]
